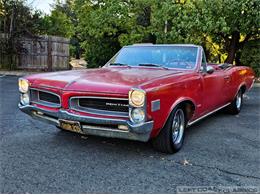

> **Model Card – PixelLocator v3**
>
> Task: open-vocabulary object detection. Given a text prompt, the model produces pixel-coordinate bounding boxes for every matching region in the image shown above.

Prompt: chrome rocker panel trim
[19,104,154,142]
[187,103,231,126]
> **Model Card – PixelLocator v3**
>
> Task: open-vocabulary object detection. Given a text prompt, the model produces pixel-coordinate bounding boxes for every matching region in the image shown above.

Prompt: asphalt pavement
[0,75,259,193]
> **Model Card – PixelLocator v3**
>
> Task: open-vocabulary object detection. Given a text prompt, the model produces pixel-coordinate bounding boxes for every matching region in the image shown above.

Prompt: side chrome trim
[187,103,231,126]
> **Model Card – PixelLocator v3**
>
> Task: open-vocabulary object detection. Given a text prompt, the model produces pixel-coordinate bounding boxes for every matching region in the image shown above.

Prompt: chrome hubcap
[236,92,242,109]
[172,109,185,144]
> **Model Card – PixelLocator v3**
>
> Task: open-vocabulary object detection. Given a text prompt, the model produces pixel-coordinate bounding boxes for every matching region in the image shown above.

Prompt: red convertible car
[19,44,255,153]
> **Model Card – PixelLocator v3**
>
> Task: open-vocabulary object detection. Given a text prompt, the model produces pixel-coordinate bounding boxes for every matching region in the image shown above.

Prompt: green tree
[150,0,260,64]
[41,0,260,71]
[42,0,83,59]
[0,0,5,16]
[0,0,45,69]
[241,40,260,77]
[41,10,73,38]
[76,0,161,67]
[76,0,131,66]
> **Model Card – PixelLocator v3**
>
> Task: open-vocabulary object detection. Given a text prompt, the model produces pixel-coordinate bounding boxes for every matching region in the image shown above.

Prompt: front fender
[149,96,197,138]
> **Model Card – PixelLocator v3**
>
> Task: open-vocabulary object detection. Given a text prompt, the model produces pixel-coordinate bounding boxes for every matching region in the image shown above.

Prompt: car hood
[28,67,181,94]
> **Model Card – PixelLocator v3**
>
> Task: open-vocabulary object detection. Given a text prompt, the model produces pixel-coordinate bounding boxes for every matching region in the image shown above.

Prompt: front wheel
[152,106,186,154]
[226,89,243,115]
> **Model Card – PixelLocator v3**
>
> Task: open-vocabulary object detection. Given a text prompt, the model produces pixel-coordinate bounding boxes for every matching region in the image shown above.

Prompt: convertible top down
[18,44,255,153]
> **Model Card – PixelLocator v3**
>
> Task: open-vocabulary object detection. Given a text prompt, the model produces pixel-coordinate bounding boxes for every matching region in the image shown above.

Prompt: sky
[26,0,55,15]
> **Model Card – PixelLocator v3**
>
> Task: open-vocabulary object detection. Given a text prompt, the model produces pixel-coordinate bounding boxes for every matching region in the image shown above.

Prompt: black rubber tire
[226,89,243,115]
[152,106,186,154]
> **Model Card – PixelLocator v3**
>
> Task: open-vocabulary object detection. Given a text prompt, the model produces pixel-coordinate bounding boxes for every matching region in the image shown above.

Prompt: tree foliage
[0,0,44,36]
[42,9,73,38]
[241,40,260,77]
[0,0,5,16]
[0,0,45,69]
[65,0,259,68]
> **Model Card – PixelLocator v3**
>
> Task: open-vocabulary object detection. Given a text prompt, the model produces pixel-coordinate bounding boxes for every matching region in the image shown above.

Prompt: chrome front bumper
[19,104,154,142]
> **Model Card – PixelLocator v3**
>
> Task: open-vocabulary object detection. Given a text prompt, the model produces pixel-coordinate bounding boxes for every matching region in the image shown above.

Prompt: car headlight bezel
[129,108,145,123]
[20,93,30,105]
[18,78,29,93]
[129,88,146,107]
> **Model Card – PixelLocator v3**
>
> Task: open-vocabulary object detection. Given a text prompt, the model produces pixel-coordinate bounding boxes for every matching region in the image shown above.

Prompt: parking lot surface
[0,75,259,193]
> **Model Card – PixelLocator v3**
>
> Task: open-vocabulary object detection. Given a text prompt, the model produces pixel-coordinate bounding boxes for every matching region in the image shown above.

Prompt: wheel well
[178,101,196,122]
[156,100,196,137]
[240,85,247,94]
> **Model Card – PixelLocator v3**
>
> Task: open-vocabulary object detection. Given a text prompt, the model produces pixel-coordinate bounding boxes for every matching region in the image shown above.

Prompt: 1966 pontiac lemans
[18,44,255,153]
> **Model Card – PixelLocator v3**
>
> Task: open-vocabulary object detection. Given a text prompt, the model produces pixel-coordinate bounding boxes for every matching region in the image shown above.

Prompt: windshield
[107,46,198,70]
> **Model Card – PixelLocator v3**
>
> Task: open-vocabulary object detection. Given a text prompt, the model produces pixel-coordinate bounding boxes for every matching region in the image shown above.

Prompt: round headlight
[20,93,30,105]
[130,108,145,123]
[19,79,29,93]
[129,89,145,107]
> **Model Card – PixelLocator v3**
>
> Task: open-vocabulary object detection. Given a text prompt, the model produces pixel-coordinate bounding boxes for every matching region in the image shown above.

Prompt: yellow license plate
[59,120,82,134]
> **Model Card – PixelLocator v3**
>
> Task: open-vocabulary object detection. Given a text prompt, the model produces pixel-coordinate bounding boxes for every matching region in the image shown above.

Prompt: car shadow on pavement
[50,110,227,157]
[54,128,156,155]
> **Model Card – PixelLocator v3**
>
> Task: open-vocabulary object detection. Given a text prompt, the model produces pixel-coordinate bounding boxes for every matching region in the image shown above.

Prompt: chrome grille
[70,97,129,118]
[78,98,128,112]
[30,89,61,108]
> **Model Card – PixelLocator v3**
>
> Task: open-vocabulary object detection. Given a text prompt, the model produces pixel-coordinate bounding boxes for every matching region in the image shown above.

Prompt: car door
[200,52,226,114]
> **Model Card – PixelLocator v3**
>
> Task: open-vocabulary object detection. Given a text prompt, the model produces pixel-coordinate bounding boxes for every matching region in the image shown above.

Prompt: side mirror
[206,65,214,74]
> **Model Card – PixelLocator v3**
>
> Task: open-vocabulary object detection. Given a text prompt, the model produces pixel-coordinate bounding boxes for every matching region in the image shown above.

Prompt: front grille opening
[39,91,60,104]
[30,89,61,107]
[78,98,129,113]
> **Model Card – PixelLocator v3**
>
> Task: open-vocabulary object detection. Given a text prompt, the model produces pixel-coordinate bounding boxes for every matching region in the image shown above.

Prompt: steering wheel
[166,60,192,69]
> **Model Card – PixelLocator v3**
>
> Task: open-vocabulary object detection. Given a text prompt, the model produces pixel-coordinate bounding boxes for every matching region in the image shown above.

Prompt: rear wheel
[152,106,186,154]
[227,89,243,115]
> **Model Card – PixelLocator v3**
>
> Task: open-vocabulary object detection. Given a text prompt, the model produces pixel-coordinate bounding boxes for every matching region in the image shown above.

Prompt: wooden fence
[0,34,70,71]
